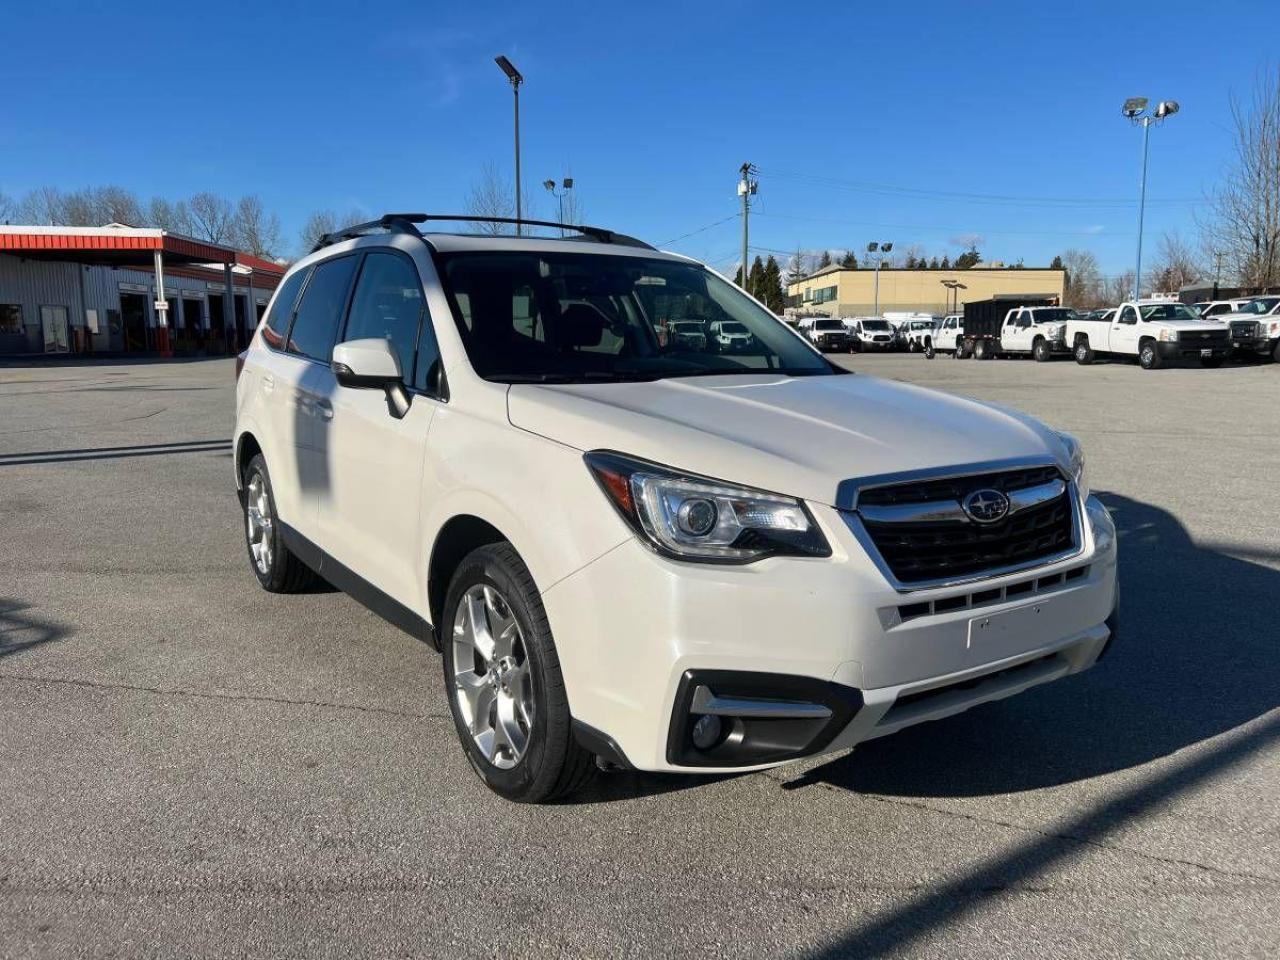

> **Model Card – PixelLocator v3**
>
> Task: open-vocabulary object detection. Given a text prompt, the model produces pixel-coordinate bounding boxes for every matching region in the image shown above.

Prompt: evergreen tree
[915,258,928,270]
[763,256,784,313]
[954,245,982,269]
[839,251,858,268]
[940,255,951,269]
[733,265,745,287]
[904,253,918,269]
[817,250,832,269]
[1050,254,1064,270]
[747,255,766,298]
[929,257,940,269]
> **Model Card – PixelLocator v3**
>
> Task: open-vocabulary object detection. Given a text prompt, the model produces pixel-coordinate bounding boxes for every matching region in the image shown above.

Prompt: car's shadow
[792,491,1279,797]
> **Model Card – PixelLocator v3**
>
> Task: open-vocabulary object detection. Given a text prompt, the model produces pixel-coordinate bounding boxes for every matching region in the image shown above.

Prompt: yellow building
[785,264,1065,317]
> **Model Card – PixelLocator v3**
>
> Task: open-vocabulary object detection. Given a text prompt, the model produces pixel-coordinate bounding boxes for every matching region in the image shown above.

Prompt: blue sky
[2,0,1274,274]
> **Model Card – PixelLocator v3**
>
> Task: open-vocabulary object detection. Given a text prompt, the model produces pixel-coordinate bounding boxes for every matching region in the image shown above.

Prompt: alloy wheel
[451,584,532,770]
[245,473,273,574]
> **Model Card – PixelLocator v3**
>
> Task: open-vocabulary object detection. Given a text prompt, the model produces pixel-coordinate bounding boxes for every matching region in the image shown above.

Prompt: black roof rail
[312,213,655,253]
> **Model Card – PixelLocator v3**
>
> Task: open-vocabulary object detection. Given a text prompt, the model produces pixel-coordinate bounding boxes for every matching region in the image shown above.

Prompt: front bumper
[1231,335,1278,355]
[544,494,1118,773]
[1156,340,1230,362]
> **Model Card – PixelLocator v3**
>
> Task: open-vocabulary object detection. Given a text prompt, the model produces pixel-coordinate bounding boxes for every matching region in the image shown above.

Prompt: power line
[753,210,1128,239]
[657,213,740,247]
[756,167,1203,208]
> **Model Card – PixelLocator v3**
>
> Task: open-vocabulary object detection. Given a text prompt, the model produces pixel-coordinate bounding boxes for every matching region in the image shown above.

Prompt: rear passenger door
[316,247,444,608]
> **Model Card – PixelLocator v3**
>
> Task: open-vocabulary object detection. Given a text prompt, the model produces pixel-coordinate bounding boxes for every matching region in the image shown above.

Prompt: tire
[1272,341,1280,363]
[1033,338,1052,362]
[1201,356,1223,369]
[973,339,990,360]
[1139,340,1162,370]
[242,454,319,593]
[1074,338,1094,365]
[924,343,936,359]
[442,543,595,803]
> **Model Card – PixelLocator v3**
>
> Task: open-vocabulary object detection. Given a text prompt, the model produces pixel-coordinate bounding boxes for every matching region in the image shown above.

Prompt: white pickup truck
[1222,296,1280,361]
[1067,300,1232,369]
[994,306,1074,361]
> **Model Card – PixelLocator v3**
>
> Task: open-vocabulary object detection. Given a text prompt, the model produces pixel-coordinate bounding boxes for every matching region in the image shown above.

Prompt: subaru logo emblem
[963,488,1010,524]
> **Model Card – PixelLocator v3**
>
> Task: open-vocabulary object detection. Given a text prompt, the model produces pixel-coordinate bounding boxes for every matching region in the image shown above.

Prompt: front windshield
[1238,297,1279,314]
[813,319,844,330]
[1030,308,1075,323]
[1139,303,1201,322]
[673,322,703,332]
[437,251,834,382]
[862,320,890,331]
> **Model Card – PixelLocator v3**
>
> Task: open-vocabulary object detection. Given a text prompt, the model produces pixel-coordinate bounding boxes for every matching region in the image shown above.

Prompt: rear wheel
[973,339,990,360]
[443,543,595,803]
[1033,337,1052,362]
[242,454,318,593]
[1139,339,1162,370]
[924,342,936,359]
[1272,341,1280,363]
[1074,338,1094,365]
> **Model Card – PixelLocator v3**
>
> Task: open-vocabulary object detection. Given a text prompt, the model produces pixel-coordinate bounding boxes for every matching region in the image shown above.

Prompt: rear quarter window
[260,268,310,350]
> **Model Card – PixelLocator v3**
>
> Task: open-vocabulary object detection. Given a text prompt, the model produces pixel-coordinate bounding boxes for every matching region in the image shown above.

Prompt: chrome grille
[850,464,1078,586]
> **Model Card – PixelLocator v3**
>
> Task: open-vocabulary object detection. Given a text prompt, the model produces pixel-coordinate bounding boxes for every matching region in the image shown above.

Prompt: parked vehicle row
[918,295,1278,369]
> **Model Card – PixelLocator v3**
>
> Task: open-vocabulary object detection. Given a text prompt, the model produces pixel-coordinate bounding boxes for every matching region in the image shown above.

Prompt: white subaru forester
[234,214,1119,802]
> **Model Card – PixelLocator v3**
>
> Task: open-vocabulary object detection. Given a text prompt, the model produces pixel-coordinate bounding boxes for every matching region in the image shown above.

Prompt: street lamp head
[543,180,556,191]
[880,242,893,253]
[1122,96,1148,119]
[494,55,523,85]
[562,178,573,190]
[867,242,879,253]
[1155,100,1180,119]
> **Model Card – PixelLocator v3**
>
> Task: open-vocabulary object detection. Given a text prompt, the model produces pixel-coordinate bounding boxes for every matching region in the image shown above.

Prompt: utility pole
[1213,250,1225,299]
[738,163,757,294]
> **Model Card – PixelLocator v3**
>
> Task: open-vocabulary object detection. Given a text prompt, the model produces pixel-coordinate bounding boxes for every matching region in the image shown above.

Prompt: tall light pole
[738,163,757,294]
[867,241,893,316]
[495,56,524,235]
[1122,97,1179,300]
[542,178,574,234]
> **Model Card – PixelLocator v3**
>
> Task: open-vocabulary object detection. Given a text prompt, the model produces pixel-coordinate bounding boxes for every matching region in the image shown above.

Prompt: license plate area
[968,600,1059,656]
[1201,348,1213,357]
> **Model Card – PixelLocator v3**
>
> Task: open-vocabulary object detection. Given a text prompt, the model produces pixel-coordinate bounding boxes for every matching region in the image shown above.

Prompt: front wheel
[443,543,595,803]
[1139,340,1162,370]
[924,343,936,359]
[1074,339,1094,365]
[1033,338,1052,362]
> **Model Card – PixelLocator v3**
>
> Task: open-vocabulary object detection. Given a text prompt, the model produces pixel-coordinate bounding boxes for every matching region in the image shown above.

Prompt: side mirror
[331,338,411,418]
[332,338,401,389]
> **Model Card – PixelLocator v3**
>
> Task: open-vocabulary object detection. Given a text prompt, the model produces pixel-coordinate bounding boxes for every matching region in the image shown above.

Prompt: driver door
[316,247,444,608]
[1112,305,1140,354]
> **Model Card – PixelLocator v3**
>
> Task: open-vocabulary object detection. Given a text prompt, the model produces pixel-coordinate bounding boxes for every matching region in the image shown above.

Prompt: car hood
[507,373,1068,508]
[1154,319,1230,332]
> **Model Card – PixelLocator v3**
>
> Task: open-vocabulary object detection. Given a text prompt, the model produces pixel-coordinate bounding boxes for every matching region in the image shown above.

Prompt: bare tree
[95,186,143,225]
[0,191,14,223]
[233,195,283,259]
[1060,249,1104,308]
[60,190,99,226]
[188,192,235,244]
[464,163,517,234]
[148,197,193,235]
[18,186,65,225]
[786,246,811,286]
[1150,231,1201,294]
[1107,270,1135,305]
[558,188,586,227]
[1200,66,1280,289]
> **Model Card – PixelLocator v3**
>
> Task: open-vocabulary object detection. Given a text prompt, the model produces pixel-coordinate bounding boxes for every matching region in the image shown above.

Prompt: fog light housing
[691,714,723,750]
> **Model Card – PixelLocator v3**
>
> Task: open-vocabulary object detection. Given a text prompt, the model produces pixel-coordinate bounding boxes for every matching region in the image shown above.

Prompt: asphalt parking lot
[2,352,1278,959]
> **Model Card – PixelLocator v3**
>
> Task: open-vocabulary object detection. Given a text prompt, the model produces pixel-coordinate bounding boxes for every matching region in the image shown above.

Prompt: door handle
[313,398,333,421]
[262,374,275,392]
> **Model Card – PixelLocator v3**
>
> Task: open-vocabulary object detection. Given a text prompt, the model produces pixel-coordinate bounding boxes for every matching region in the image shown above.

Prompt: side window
[288,255,358,361]
[1118,306,1138,325]
[261,268,309,350]
[343,251,426,383]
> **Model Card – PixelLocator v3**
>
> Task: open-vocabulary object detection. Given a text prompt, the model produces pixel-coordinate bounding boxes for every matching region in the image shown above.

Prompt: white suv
[234,214,1119,802]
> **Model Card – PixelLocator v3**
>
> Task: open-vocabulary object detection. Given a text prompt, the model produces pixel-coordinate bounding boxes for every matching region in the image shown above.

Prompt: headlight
[1056,431,1090,500]
[1158,328,1178,342]
[1268,320,1280,336]
[1085,497,1115,554]
[585,451,831,563]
